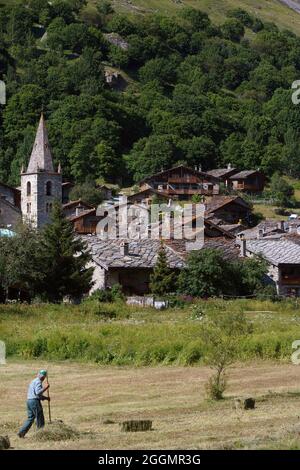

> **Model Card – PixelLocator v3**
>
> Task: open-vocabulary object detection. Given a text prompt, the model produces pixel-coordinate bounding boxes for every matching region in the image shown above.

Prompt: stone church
[21,113,62,228]
[0,114,63,230]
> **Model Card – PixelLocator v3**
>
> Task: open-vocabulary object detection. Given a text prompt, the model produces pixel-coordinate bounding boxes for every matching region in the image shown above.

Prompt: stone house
[84,238,185,295]
[84,234,241,296]
[239,238,300,296]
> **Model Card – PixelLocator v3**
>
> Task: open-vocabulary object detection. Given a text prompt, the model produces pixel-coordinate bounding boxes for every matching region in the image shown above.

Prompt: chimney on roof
[240,238,246,257]
[289,223,297,234]
[75,204,85,217]
[278,220,285,231]
[258,228,264,239]
[227,163,232,169]
[120,241,129,256]
[198,165,202,172]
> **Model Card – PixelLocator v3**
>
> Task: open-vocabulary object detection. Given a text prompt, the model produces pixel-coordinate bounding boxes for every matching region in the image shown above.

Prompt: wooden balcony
[282,276,300,286]
[168,176,202,184]
[233,183,261,192]
[165,188,214,196]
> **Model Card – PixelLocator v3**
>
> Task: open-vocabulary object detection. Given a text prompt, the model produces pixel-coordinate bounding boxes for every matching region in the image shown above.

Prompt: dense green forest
[1,0,300,187]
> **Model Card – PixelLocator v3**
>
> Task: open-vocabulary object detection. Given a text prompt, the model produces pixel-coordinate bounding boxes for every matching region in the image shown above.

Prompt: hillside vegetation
[85,0,300,36]
[1,1,300,187]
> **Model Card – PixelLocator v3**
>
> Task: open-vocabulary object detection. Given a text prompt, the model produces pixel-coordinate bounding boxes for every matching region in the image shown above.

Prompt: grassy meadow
[1,299,300,365]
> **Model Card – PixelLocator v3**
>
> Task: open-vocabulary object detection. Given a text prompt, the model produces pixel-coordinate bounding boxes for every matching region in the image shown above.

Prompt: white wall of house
[89,262,106,294]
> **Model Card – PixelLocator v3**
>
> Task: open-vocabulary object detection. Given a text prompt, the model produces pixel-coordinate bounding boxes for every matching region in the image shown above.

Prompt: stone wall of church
[21,172,62,228]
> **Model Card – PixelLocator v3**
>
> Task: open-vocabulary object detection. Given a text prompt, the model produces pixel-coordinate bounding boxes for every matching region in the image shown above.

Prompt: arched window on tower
[27,181,31,196]
[46,181,52,196]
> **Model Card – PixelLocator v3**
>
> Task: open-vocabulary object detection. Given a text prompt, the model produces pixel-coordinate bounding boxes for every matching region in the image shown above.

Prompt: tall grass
[1,299,300,365]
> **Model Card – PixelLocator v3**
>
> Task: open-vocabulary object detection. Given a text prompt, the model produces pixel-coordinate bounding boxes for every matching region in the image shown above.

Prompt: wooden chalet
[230,170,265,193]
[139,165,220,200]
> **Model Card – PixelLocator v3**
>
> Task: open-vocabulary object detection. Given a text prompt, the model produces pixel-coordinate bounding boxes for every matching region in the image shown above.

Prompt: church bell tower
[21,114,62,228]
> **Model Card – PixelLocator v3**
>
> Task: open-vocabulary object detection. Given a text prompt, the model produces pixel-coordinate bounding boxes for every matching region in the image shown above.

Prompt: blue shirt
[27,377,44,400]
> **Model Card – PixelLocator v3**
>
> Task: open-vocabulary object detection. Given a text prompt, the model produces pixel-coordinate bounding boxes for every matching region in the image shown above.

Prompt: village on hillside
[1,115,300,299]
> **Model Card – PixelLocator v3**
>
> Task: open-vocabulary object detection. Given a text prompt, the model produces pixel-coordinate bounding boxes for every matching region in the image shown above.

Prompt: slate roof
[246,239,300,266]
[230,170,259,179]
[63,199,93,210]
[206,196,250,214]
[284,233,300,245]
[165,237,240,260]
[206,168,237,178]
[26,114,55,173]
[0,196,21,214]
[238,220,299,240]
[0,182,20,196]
[68,209,96,222]
[82,236,185,270]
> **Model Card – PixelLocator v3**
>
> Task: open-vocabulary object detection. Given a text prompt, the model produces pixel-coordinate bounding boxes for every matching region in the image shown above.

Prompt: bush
[110,284,125,301]
[205,373,226,400]
[255,284,279,301]
[89,284,124,303]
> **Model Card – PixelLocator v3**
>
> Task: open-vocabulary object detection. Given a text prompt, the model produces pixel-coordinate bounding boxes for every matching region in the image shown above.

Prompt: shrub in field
[205,373,227,401]
[199,310,251,400]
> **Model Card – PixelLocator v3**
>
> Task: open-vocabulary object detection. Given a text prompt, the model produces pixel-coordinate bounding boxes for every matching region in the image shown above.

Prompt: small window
[27,203,31,214]
[27,182,31,196]
[46,181,52,196]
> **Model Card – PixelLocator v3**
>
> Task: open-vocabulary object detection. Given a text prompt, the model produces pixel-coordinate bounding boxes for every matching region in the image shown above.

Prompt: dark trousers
[19,399,45,436]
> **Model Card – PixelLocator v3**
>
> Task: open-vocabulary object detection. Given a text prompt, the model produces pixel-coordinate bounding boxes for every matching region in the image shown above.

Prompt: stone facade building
[239,238,300,296]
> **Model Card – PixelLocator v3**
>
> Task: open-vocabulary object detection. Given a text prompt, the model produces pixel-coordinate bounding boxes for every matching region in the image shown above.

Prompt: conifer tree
[39,201,94,302]
[150,242,176,297]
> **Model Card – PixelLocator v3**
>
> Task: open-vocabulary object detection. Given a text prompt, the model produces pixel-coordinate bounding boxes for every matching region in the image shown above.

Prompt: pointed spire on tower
[26,113,54,173]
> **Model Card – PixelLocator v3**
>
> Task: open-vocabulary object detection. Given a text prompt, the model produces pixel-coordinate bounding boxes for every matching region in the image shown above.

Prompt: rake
[46,373,52,424]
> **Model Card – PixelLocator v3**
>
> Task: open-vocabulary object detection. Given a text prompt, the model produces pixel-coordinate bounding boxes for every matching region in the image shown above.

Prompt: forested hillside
[1,0,300,187]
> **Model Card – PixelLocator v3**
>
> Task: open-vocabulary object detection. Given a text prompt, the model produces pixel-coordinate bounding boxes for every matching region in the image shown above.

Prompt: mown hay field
[2,361,300,449]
